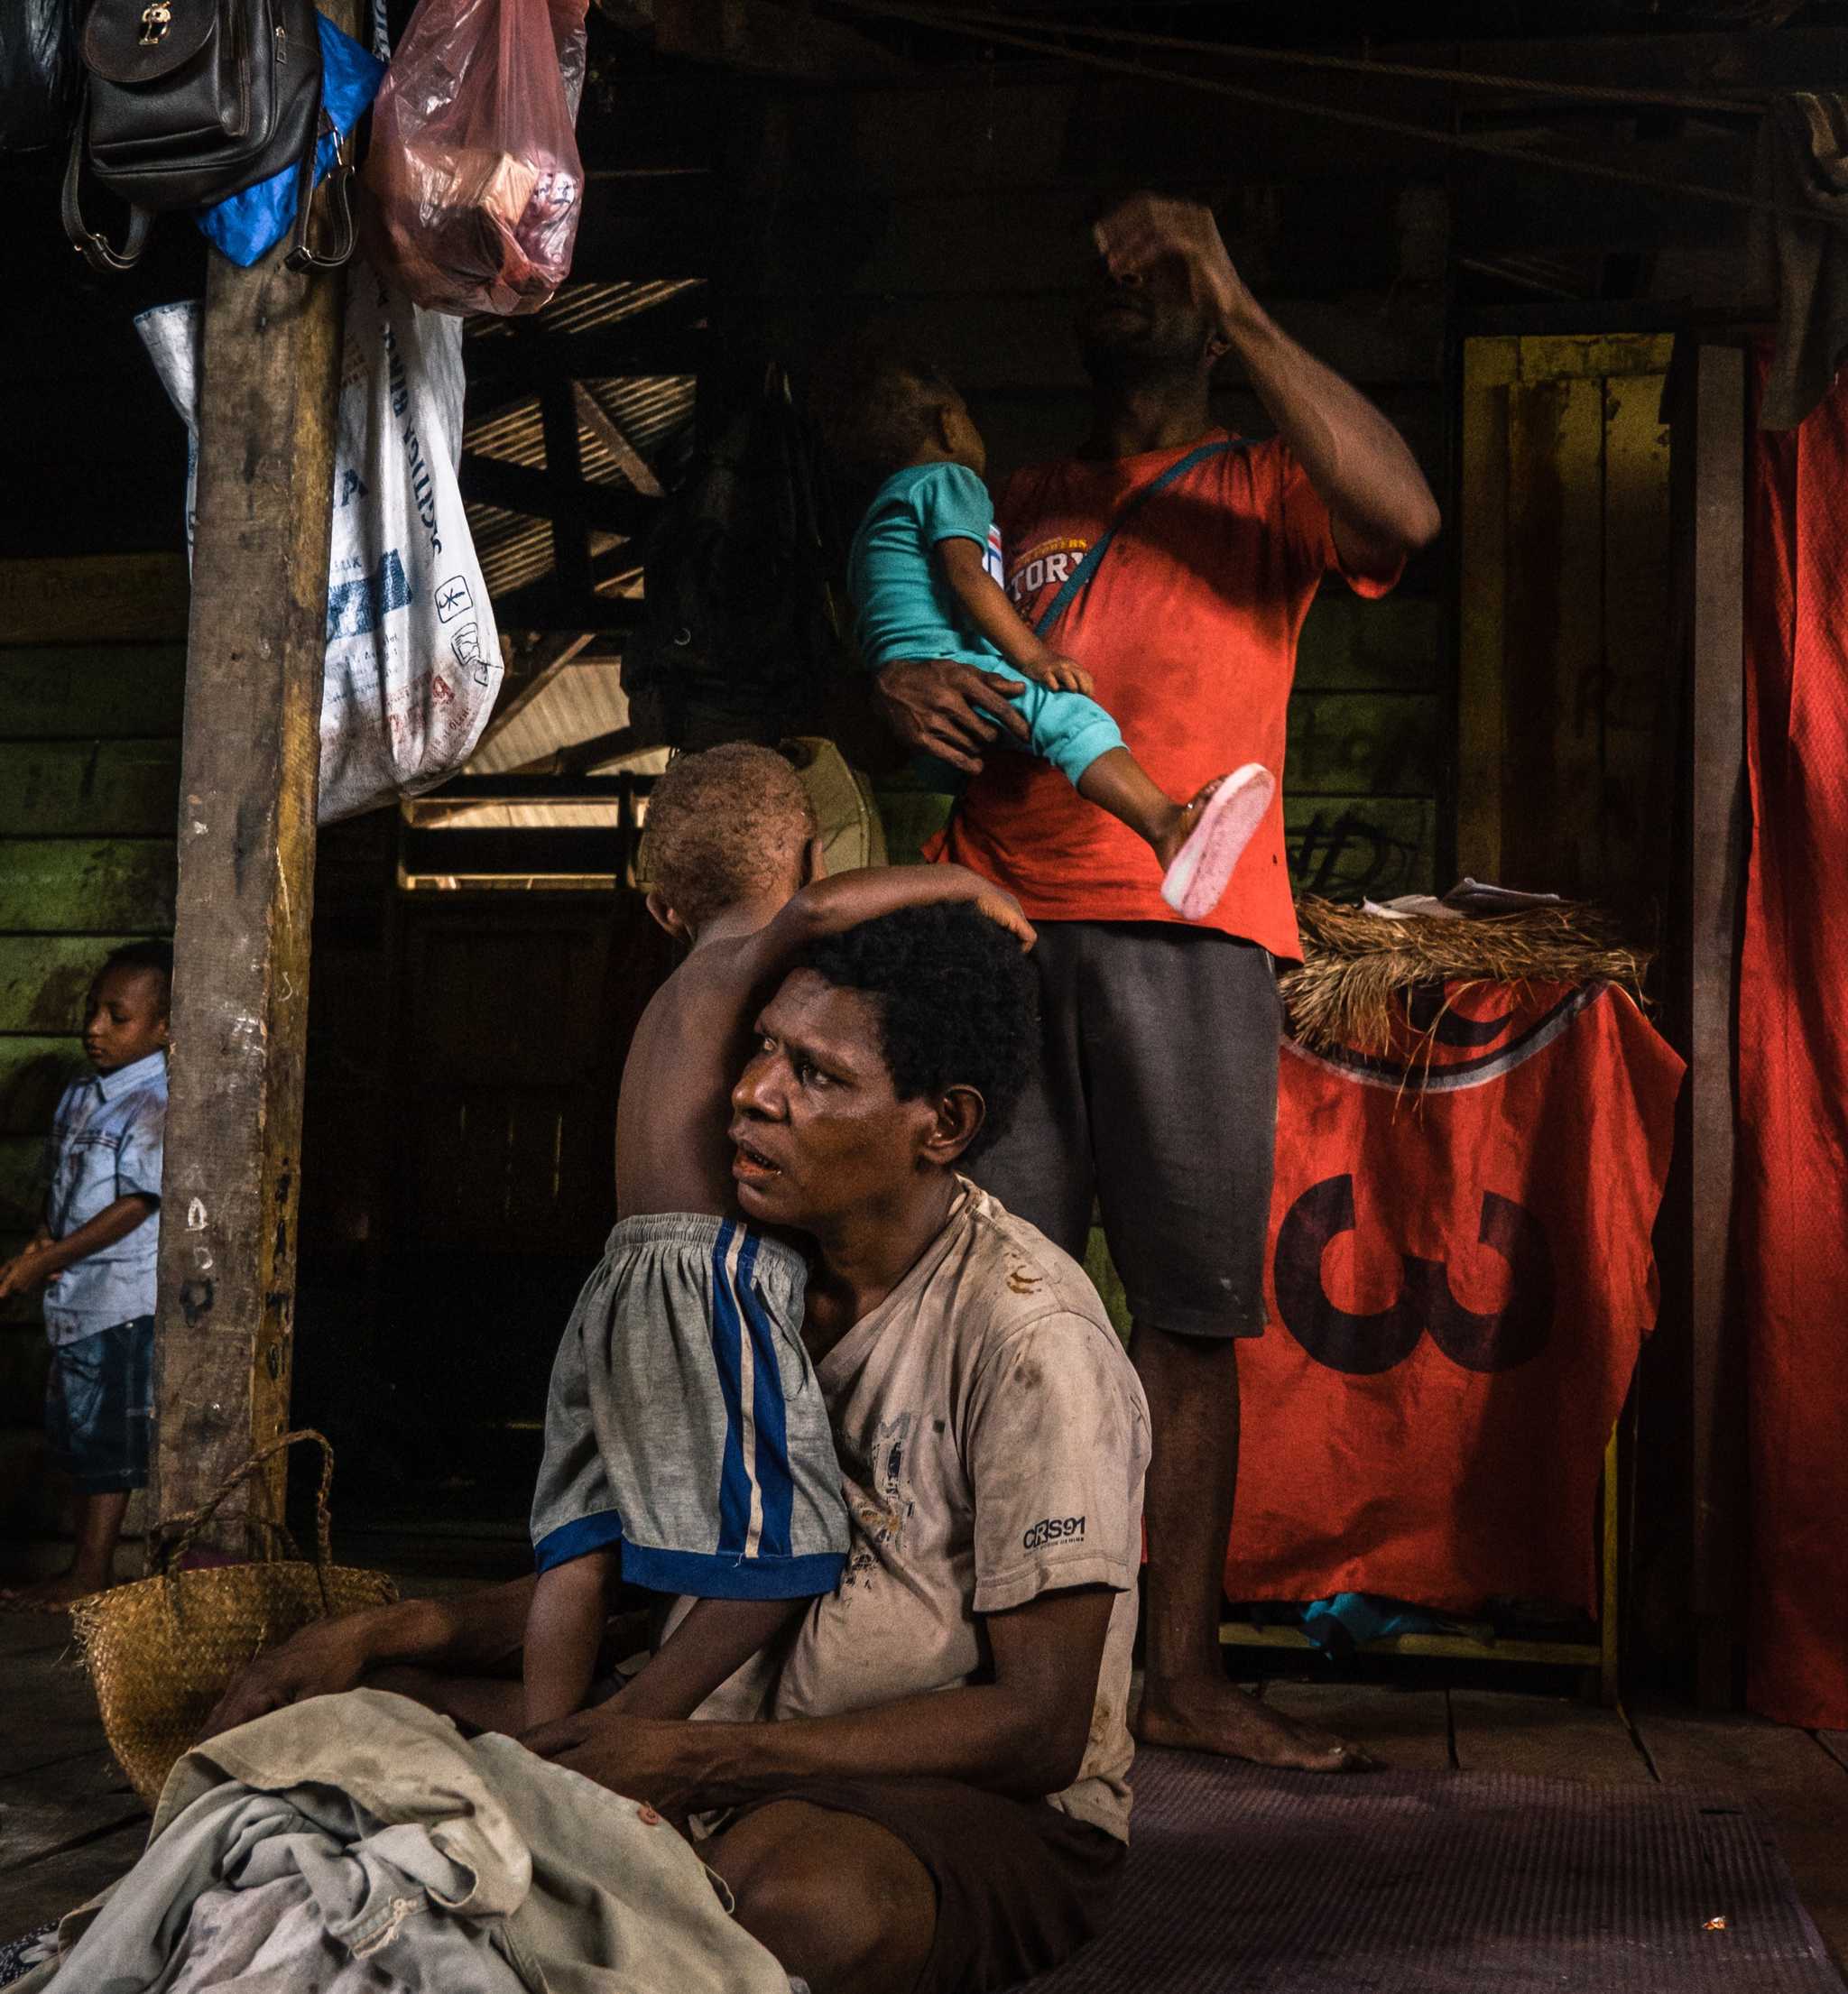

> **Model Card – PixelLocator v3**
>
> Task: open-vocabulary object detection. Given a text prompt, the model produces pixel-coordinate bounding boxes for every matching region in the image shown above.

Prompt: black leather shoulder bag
[62,0,354,272]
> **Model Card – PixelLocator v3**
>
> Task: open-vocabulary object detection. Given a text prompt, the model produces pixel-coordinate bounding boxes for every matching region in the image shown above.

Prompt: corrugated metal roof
[459,280,702,756]
[467,661,633,775]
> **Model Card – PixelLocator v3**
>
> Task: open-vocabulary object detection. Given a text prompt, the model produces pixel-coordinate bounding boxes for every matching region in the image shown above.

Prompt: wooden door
[1459,335,1676,934]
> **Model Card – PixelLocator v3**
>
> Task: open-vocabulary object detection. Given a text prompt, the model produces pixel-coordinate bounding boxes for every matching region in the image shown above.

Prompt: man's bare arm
[201,1577,539,1738]
[1095,195,1441,573]
[522,1586,1115,1813]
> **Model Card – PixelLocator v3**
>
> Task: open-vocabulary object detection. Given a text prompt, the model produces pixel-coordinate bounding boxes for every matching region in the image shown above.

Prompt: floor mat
[1023,1749,1846,1992]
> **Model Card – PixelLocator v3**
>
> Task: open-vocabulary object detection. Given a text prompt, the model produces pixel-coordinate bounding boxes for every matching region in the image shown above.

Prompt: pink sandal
[1160,764,1276,921]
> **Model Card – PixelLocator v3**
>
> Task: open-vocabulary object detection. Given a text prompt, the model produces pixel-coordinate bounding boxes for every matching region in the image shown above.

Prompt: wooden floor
[3,1617,1845,1975]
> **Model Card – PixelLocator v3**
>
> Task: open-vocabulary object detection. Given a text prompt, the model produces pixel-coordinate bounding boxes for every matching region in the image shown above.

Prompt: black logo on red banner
[1273,1174,1553,1375]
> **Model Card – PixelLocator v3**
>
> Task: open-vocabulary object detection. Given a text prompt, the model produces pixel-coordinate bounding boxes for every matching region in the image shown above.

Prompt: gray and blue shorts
[531,1214,849,1597]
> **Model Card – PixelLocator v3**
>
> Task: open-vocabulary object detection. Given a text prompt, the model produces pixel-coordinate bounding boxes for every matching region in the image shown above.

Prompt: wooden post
[1685,343,1749,1707]
[150,205,348,1550]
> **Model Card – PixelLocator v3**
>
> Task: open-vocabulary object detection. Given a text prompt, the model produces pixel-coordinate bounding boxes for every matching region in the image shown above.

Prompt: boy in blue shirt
[830,351,1273,921]
[0,941,171,1611]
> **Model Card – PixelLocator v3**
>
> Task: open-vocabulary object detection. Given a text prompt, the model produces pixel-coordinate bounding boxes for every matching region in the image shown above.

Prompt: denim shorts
[46,1316,154,1493]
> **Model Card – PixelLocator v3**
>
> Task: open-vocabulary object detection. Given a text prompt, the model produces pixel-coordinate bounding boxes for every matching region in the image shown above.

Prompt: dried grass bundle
[1281,897,1651,1056]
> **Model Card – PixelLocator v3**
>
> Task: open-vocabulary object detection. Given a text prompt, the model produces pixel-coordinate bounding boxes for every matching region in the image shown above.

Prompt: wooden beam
[457,454,661,536]
[572,383,667,498]
[150,87,352,1550]
[1685,343,1748,1709]
[491,571,644,635]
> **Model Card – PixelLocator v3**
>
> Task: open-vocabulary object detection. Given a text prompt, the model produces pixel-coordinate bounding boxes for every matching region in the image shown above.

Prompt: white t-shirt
[698,1181,1150,1842]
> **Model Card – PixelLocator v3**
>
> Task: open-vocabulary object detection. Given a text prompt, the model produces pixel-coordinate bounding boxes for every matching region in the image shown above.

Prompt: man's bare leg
[1,1487,131,1612]
[705,1799,935,1994]
[1130,1324,1376,1771]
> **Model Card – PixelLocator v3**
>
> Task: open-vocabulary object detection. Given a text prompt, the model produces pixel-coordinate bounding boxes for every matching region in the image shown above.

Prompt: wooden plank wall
[716,77,1450,899]
[0,558,188,1544]
[1457,335,1676,934]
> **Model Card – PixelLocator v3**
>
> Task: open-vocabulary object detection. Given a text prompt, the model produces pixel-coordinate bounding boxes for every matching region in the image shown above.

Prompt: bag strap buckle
[138,2,173,45]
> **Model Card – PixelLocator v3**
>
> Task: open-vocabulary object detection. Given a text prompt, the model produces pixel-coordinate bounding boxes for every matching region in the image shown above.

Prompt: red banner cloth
[1742,364,1848,1730]
[1226,983,1683,1615]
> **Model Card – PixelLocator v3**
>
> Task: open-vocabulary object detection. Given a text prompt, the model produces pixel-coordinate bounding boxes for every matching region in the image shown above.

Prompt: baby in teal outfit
[830,351,1270,921]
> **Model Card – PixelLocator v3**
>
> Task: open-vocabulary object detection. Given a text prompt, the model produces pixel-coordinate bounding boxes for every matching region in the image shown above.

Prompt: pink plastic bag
[363,0,588,317]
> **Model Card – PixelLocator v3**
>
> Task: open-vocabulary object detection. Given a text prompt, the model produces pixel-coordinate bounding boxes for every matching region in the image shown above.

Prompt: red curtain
[1741,361,1848,1730]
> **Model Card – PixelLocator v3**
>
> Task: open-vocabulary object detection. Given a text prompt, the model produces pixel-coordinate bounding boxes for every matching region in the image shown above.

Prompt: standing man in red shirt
[875,194,1440,1769]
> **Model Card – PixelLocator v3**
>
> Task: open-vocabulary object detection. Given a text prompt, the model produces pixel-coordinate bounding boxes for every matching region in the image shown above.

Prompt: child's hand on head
[1027,653,1095,697]
[975,892,1036,951]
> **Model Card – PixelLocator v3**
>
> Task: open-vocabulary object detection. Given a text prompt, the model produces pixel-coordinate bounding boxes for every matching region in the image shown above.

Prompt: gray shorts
[973,922,1280,1338]
[531,1214,849,1595]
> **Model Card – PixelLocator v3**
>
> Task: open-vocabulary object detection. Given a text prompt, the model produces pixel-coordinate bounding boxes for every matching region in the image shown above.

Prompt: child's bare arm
[935,538,1095,695]
[730,863,1033,997]
[608,1596,806,1722]
[0,1194,154,1300]
[523,1550,618,1728]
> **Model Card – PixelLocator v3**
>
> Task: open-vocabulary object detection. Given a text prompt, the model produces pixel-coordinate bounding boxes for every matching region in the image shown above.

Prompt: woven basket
[69,1429,398,1808]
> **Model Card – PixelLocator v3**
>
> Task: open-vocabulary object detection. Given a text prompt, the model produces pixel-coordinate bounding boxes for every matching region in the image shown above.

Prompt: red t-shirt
[935,432,1398,961]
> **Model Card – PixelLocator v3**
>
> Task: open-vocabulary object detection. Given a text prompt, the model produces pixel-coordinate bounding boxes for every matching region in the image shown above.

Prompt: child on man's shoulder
[0,940,171,1613]
[520,743,1032,1739]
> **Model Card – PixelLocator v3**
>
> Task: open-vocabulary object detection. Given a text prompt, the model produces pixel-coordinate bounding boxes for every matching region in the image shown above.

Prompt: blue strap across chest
[1030,438,1241,639]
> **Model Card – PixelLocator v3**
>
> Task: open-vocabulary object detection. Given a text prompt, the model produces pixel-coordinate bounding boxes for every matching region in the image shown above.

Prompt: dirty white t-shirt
[698,1180,1150,1842]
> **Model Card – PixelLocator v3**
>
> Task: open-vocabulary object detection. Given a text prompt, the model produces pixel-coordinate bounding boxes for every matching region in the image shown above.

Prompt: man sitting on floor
[202,903,1153,1994]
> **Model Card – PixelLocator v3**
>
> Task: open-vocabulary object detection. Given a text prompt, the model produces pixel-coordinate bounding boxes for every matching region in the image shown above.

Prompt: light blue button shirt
[42,1048,167,1345]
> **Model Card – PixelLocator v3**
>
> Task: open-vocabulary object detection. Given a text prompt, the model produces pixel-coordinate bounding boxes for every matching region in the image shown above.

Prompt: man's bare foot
[1136,1678,1381,1773]
[0,1567,110,1613]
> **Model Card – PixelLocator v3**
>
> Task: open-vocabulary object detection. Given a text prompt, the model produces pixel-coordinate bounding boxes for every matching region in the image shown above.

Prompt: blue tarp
[196,12,383,266]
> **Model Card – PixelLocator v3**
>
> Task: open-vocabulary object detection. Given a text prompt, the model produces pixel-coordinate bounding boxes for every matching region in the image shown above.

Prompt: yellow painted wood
[1218,1623,1602,1667]
[1467,333,1666,913]
[1505,372,1605,898]
[1457,341,1511,880]
[1510,334,1675,383]
[1601,1424,1622,1708]
[1602,371,1677,933]
[1457,333,1673,918]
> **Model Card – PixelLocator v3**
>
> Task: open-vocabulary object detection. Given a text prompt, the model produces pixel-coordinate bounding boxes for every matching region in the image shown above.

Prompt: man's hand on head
[1093,194,1256,340]
[874,658,1032,775]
